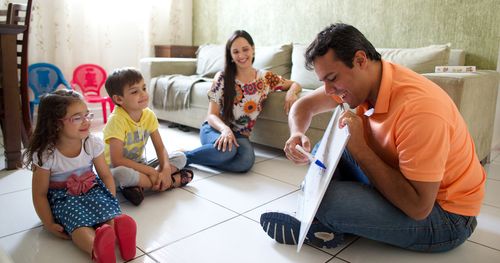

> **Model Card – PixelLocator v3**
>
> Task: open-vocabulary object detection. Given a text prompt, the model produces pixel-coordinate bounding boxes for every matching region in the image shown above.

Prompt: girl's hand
[214,127,239,152]
[46,223,70,239]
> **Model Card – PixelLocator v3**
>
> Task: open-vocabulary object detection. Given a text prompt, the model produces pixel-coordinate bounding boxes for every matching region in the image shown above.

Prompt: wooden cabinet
[154,45,198,58]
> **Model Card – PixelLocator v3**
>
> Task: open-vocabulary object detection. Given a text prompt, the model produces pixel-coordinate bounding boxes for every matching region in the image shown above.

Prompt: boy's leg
[216,137,255,172]
[111,166,148,205]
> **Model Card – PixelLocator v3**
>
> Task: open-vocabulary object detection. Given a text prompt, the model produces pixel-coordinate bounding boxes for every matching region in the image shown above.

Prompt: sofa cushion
[196,43,293,79]
[291,43,323,90]
[377,44,451,73]
[253,44,292,79]
[196,44,225,78]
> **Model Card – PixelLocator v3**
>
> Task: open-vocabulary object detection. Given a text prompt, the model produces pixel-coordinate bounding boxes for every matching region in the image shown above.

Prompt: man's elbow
[407,205,433,221]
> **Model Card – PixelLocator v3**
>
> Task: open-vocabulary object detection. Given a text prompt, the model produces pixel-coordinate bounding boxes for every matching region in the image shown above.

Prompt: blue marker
[295,145,327,169]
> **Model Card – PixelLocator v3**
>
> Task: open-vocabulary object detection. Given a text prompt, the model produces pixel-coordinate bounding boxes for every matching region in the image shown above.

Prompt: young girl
[23,90,137,263]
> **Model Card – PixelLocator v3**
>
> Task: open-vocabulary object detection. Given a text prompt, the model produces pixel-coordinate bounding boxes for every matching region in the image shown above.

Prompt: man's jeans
[314,147,477,252]
[185,122,255,172]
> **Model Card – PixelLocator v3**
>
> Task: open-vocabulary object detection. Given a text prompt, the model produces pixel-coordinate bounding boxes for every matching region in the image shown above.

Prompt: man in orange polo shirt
[260,23,484,252]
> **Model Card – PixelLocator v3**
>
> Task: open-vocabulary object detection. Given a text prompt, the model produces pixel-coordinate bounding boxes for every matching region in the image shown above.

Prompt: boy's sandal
[121,186,144,206]
[171,168,194,188]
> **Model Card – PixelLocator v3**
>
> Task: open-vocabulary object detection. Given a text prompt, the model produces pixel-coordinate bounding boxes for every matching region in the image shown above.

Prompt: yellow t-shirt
[335,60,485,216]
[103,107,159,165]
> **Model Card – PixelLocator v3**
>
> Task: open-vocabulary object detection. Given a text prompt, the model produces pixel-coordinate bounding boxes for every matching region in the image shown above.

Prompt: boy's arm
[93,153,116,196]
[108,138,157,178]
[150,130,174,191]
[32,166,70,239]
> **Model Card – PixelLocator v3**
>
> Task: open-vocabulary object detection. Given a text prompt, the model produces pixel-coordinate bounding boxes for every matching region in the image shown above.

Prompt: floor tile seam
[483,203,500,209]
[135,247,160,263]
[0,224,43,239]
[317,236,361,258]
[329,257,350,263]
[466,239,500,252]
[0,187,32,197]
[250,170,302,188]
[179,186,243,215]
[143,214,241,255]
[239,190,301,221]
[483,202,500,209]
[486,177,500,182]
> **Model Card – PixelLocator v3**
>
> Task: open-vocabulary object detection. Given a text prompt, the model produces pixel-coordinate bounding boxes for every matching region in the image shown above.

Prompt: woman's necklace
[236,68,257,84]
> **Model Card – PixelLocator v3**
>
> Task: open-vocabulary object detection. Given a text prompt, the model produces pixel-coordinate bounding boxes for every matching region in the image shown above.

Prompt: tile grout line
[467,239,500,253]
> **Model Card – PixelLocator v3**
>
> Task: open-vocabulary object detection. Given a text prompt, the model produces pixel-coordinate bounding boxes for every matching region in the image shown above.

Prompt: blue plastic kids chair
[28,63,71,119]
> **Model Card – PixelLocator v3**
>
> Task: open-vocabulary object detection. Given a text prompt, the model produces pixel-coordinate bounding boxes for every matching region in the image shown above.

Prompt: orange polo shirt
[338,60,485,216]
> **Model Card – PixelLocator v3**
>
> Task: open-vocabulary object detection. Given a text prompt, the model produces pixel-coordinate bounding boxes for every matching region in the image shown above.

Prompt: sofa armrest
[422,70,500,162]
[140,57,197,85]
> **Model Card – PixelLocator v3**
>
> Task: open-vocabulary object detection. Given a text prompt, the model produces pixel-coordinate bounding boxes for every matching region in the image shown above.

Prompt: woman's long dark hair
[222,30,255,124]
[23,90,83,168]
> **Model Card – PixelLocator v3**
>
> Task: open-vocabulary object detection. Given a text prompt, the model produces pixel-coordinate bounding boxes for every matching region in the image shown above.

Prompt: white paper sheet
[296,105,350,252]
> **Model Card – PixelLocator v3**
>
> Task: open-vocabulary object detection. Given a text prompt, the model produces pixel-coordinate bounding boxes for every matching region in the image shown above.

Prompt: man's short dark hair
[305,23,381,70]
[105,67,144,104]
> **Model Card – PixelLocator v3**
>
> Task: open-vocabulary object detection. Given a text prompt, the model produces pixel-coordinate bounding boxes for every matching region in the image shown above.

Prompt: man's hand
[284,132,311,165]
[45,223,70,239]
[214,127,239,152]
[339,111,367,155]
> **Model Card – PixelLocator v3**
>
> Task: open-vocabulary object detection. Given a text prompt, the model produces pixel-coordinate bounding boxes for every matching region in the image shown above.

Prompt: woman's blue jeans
[312,145,477,252]
[185,122,255,172]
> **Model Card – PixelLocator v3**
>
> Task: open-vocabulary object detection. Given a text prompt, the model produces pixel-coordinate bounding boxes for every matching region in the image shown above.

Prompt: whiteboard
[296,105,350,252]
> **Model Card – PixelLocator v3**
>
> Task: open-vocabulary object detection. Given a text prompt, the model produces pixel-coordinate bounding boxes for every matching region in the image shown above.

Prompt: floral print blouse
[207,70,285,136]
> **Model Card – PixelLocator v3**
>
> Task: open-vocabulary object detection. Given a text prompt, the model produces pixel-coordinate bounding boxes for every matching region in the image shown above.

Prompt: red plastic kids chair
[71,64,114,123]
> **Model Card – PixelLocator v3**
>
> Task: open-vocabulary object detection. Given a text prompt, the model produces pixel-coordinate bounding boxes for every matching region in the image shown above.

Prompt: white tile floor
[1,120,500,262]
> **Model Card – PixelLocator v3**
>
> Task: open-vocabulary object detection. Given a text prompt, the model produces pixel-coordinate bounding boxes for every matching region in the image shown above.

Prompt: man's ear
[353,50,367,68]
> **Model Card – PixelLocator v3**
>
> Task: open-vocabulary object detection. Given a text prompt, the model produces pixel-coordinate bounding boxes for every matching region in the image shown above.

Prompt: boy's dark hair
[105,67,144,105]
[222,30,255,124]
[23,90,83,168]
[305,23,381,70]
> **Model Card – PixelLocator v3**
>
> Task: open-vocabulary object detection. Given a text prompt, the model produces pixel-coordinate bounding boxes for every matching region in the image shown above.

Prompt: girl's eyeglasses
[61,112,94,124]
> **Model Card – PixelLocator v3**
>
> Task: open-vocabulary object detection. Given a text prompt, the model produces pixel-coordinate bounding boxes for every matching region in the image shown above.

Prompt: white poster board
[296,105,350,252]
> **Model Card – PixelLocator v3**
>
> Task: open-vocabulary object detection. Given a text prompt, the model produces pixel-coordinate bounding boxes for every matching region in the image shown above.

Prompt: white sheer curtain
[26,0,192,79]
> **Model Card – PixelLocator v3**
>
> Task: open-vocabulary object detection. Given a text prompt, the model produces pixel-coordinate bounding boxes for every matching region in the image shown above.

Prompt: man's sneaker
[121,186,144,206]
[259,212,343,249]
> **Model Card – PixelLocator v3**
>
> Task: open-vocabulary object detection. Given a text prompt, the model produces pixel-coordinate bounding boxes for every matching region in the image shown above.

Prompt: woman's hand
[284,82,301,115]
[46,223,70,239]
[214,127,239,152]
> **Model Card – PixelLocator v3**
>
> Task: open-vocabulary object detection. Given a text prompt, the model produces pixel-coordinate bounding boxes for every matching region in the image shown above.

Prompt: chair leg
[108,97,115,113]
[101,101,107,124]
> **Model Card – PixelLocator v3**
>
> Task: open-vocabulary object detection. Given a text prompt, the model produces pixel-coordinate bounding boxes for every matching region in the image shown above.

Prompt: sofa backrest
[196,42,464,90]
[195,43,293,79]
[291,43,464,90]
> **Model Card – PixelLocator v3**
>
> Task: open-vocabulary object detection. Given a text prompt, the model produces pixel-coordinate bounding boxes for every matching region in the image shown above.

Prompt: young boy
[103,67,193,206]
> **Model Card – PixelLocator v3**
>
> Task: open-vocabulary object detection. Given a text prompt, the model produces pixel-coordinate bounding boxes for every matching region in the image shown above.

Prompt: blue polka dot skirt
[48,177,121,234]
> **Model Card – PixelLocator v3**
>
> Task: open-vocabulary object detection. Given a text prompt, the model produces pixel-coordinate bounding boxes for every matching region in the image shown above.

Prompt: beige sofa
[141,44,499,162]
